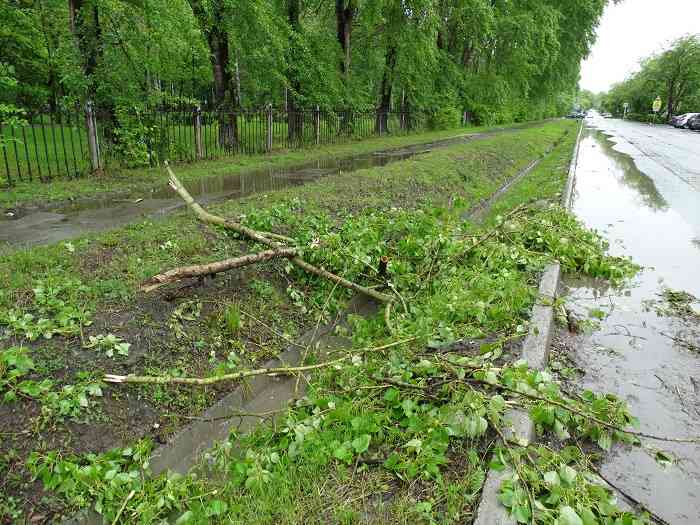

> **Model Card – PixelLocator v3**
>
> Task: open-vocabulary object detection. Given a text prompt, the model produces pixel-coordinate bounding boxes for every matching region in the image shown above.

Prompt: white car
[672,113,699,128]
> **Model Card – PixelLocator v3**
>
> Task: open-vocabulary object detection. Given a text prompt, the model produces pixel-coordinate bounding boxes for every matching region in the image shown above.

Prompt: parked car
[602,112,613,118]
[566,111,585,119]
[687,114,700,131]
[671,113,699,128]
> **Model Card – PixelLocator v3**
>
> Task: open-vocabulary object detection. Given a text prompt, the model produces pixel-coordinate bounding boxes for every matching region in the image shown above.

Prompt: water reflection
[584,128,668,211]
[562,122,700,524]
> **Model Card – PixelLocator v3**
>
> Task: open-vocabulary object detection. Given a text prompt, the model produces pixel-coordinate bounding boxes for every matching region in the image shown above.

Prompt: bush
[428,107,462,130]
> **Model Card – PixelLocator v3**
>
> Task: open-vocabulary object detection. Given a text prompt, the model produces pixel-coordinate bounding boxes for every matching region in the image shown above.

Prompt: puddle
[560,125,700,523]
[0,133,492,250]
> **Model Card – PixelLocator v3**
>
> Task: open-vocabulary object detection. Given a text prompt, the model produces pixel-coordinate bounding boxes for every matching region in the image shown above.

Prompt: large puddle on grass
[560,124,700,523]
[0,133,486,250]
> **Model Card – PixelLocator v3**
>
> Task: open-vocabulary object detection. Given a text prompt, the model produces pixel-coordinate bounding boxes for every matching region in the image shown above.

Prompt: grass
[0,119,645,524]
[0,120,540,208]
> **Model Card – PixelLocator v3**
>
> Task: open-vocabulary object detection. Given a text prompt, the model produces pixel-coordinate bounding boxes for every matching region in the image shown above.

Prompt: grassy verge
[1,120,646,524]
[0,122,535,209]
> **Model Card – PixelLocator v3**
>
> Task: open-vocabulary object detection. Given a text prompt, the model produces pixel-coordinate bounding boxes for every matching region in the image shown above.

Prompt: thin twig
[588,464,670,525]
[111,489,135,525]
[465,379,700,444]
[492,420,535,525]
[106,339,413,385]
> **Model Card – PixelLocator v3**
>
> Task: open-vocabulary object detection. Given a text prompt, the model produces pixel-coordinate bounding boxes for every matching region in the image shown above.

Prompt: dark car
[687,114,700,131]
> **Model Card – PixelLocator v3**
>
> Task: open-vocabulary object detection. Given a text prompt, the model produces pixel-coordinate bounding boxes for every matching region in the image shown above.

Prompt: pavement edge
[472,119,582,525]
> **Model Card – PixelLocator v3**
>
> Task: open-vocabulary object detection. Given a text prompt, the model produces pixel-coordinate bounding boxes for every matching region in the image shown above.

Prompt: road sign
[652,96,662,113]
[623,102,629,110]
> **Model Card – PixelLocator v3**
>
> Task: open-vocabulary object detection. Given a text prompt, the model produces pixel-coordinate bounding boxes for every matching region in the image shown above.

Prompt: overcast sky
[579,0,700,93]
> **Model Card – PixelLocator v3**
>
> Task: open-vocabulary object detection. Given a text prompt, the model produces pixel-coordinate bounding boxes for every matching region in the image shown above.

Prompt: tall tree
[335,0,356,81]
[187,0,238,148]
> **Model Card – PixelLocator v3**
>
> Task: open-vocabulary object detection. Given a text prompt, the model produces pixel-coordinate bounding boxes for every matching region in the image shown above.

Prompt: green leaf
[597,432,612,451]
[543,470,560,486]
[175,511,195,524]
[557,506,583,525]
[579,507,598,525]
[333,444,352,463]
[559,464,577,486]
[513,504,531,523]
[206,500,228,516]
[352,434,371,454]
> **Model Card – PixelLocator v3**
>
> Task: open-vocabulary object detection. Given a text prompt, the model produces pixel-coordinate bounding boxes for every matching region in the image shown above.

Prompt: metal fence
[1,104,432,188]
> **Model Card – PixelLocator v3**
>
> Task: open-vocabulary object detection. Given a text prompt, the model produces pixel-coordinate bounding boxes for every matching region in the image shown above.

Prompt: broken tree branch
[106,338,414,386]
[141,248,298,292]
[105,355,349,385]
[163,164,394,304]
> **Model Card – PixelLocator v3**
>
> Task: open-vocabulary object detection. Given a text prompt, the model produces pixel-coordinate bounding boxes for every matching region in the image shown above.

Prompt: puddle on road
[0,135,474,250]
[559,126,700,523]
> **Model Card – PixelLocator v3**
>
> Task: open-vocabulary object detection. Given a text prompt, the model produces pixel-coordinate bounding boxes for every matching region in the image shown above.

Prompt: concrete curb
[472,120,582,525]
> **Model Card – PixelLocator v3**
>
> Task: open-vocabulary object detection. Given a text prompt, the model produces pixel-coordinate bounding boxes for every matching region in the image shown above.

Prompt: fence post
[85,101,101,172]
[194,105,204,160]
[314,105,320,145]
[266,103,273,152]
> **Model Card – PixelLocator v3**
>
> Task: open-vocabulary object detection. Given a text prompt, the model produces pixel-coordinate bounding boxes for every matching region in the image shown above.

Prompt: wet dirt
[559,122,700,523]
[0,133,488,250]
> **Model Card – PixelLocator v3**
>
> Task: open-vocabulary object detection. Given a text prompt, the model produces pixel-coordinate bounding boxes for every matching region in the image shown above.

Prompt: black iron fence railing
[1,104,435,189]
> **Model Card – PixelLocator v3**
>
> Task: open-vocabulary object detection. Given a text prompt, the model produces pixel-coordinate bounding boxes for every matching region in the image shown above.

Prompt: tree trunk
[68,0,103,90]
[667,80,674,123]
[335,0,356,79]
[287,0,303,144]
[375,45,396,134]
[189,0,238,149]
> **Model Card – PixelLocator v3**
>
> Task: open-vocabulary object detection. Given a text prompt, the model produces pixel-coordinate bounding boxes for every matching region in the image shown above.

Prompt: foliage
[84,333,131,358]
[1,347,103,423]
[496,445,650,525]
[1,0,613,127]
[0,277,92,341]
[602,35,700,119]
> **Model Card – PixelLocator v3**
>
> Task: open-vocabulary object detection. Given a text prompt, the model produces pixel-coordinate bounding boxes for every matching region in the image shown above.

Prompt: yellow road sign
[652,96,662,113]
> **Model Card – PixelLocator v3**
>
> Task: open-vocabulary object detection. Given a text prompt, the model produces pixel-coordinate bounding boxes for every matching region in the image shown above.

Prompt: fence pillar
[194,105,203,160]
[85,101,101,172]
[314,105,320,145]
[266,104,273,153]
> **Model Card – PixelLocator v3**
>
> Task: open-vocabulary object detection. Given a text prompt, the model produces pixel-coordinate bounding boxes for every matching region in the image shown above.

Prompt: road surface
[559,116,700,523]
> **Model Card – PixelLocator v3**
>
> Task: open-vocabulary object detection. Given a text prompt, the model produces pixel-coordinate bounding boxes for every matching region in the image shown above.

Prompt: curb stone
[472,120,582,525]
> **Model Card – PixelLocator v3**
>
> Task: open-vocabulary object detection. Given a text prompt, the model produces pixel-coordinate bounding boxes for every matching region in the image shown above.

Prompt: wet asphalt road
[560,117,700,523]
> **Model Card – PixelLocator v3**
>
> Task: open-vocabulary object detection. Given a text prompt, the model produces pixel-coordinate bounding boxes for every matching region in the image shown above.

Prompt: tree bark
[141,248,298,292]
[188,0,239,148]
[287,0,303,144]
[335,0,356,79]
[375,45,396,134]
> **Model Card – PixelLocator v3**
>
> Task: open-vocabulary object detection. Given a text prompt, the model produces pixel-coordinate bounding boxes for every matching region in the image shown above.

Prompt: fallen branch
[106,338,414,386]
[368,373,700,444]
[588,464,670,525]
[162,164,393,304]
[141,248,297,292]
[257,231,296,244]
[464,378,700,444]
[105,355,349,385]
